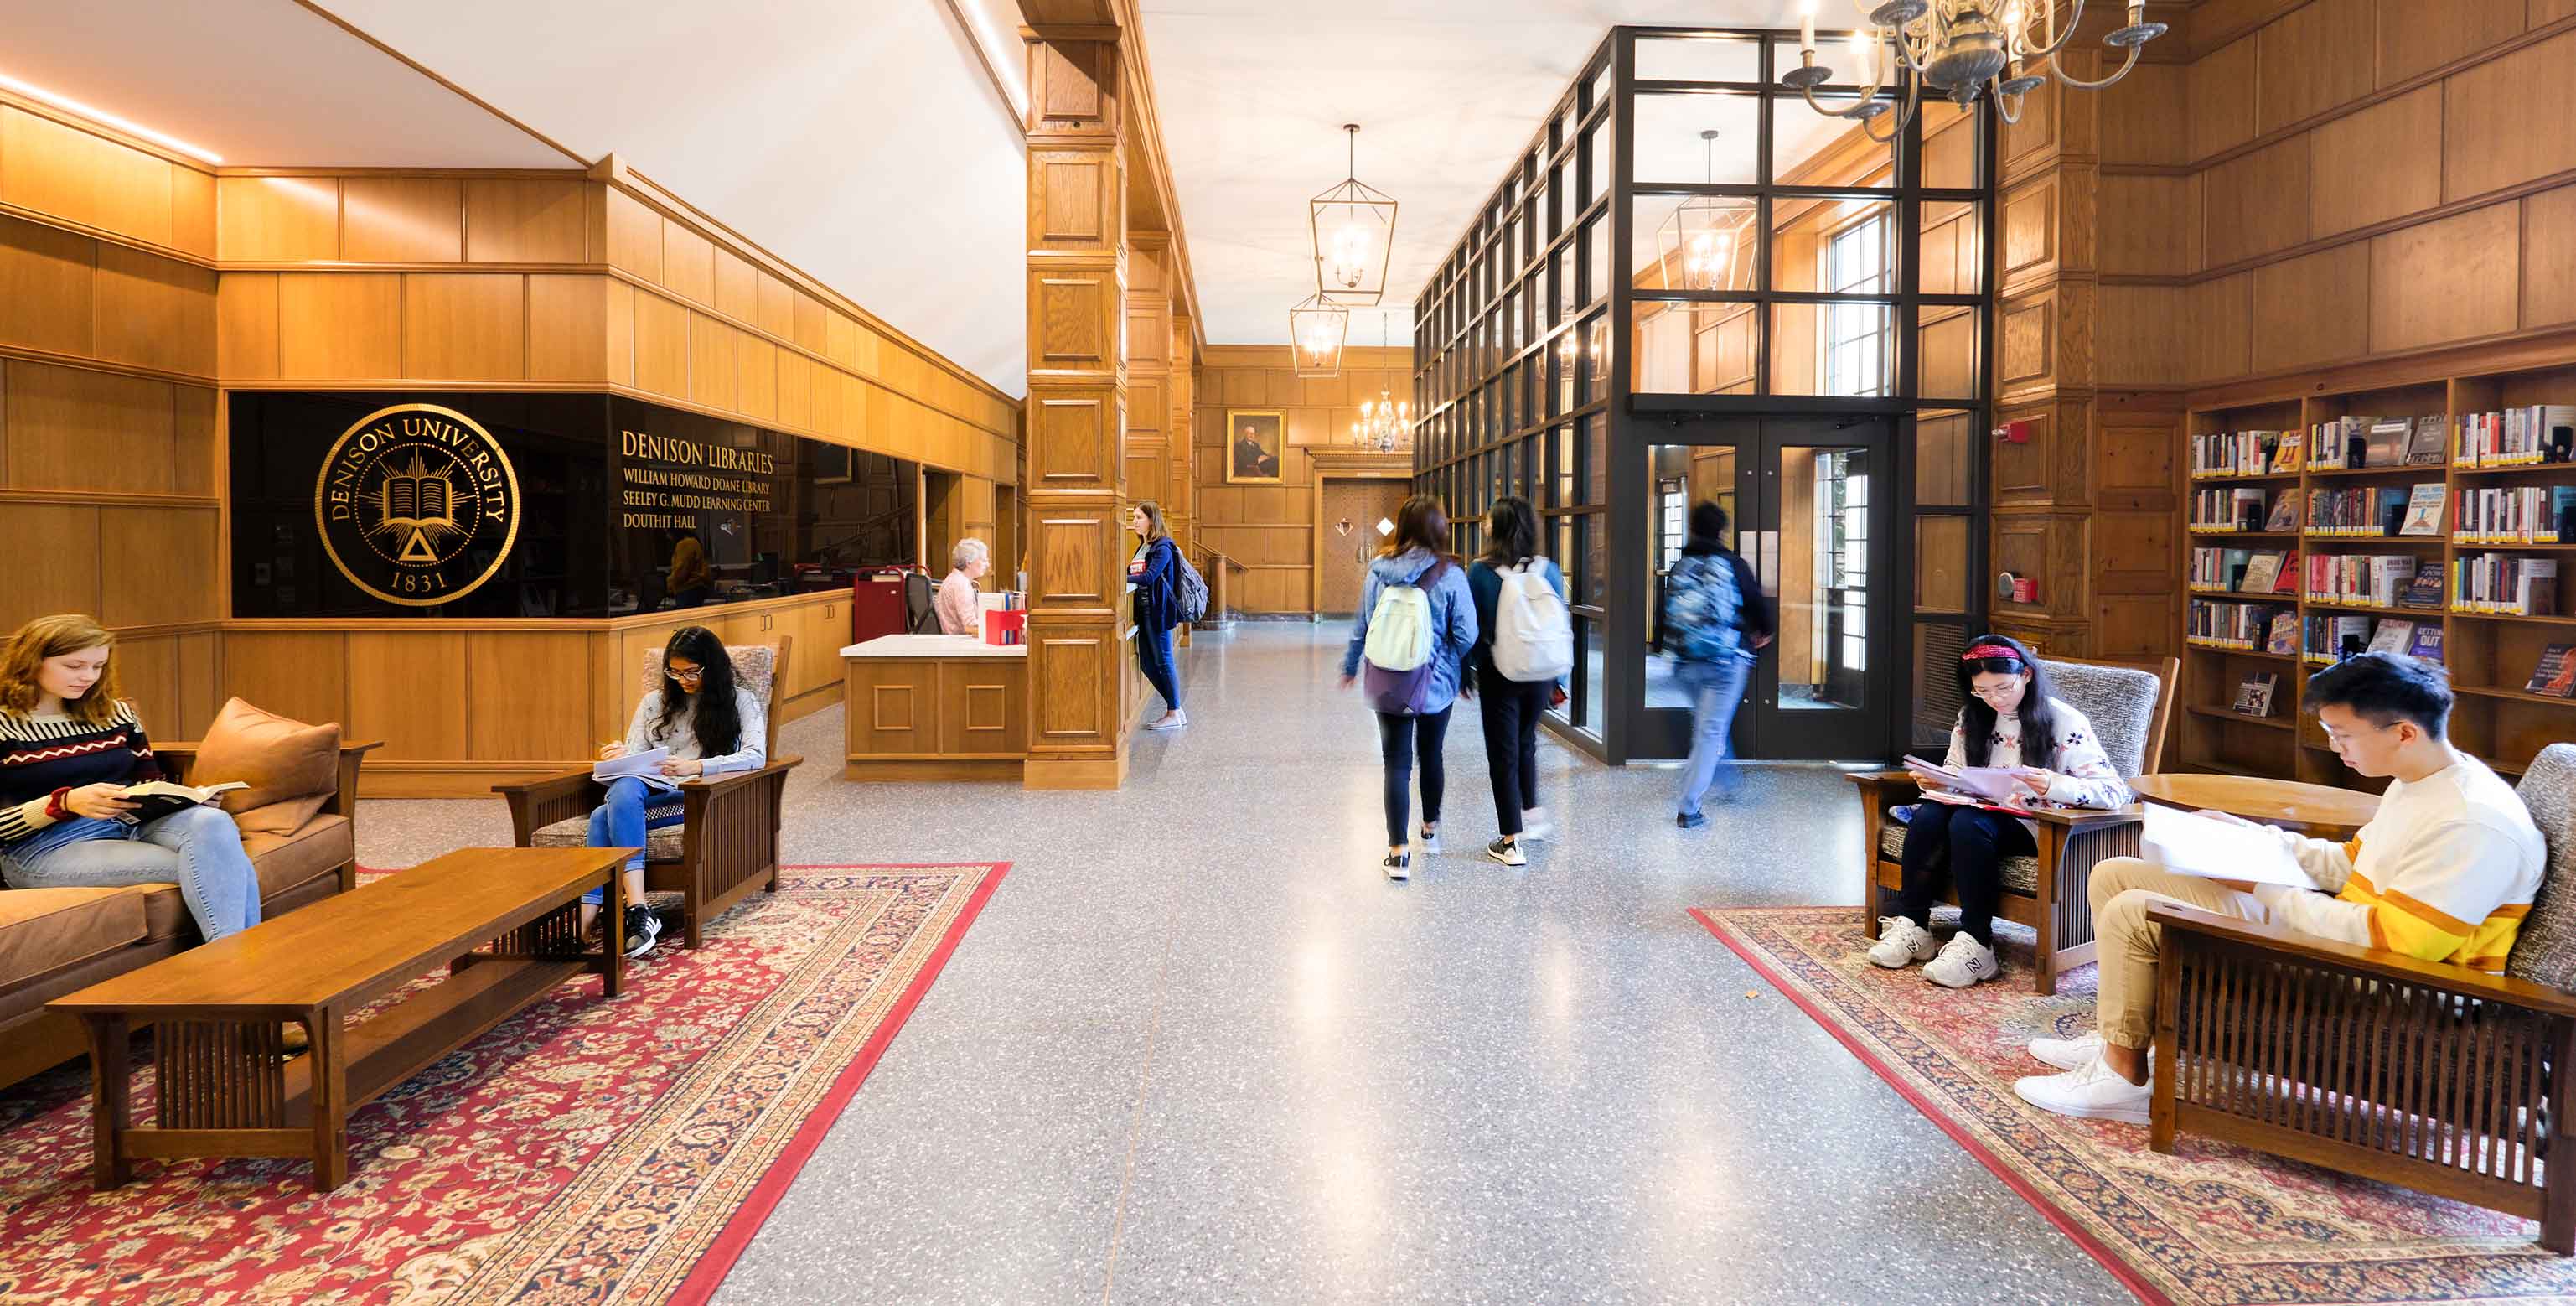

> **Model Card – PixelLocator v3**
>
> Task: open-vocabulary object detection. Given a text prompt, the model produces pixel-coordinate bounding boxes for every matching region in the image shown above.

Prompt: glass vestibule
[1415,27,1992,763]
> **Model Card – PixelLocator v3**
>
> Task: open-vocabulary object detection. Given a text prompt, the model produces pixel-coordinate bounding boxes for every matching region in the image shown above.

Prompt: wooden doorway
[923,469,961,570]
[1313,468,1411,617]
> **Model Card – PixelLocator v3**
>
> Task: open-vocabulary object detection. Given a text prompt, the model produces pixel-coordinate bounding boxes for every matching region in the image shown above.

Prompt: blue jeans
[580,776,688,906]
[2,806,262,941]
[1675,656,1751,817]
[1137,624,1180,713]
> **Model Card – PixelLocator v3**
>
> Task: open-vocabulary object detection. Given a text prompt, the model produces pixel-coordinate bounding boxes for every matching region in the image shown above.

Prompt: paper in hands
[592,747,670,782]
[2138,804,2320,890]
[1900,755,2028,807]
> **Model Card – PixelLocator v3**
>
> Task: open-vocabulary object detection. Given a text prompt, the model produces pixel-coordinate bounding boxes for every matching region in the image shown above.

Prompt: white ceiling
[0,0,576,167]
[1137,1,1821,347]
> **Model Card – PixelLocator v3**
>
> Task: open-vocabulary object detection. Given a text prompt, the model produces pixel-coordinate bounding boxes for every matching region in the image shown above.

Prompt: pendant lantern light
[1290,293,1348,377]
[1309,124,1399,306]
[1654,131,1756,293]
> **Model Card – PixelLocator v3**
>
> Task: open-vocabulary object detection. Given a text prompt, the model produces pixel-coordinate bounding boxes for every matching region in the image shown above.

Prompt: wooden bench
[49,846,635,1192]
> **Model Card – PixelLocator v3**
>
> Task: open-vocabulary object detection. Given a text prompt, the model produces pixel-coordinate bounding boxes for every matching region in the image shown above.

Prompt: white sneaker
[1381,851,1410,882]
[1144,709,1187,731]
[1519,809,1554,842]
[2015,1054,2152,1124]
[1923,933,1998,988]
[2030,1033,2105,1072]
[1865,917,1937,968]
[1484,837,1526,868]
[1417,827,1441,855]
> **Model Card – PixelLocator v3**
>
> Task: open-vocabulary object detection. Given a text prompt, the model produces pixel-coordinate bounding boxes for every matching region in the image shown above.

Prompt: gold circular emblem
[313,403,521,608]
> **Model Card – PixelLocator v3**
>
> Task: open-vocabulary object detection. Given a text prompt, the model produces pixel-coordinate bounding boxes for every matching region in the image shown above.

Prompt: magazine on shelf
[2267,612,2300,654]
[2263,490,2299,533]
[2139,805,2320,889]
[2405,624,2444,664]
[2398,484,2445,536]
[2406,415,2448,465]
[2367,619,2415,656]
[2400,562,2445,609]
[2362,419,2413,468]
[2530,645,2576,698]
[2232,671,2279,716]
[111,780,248,827]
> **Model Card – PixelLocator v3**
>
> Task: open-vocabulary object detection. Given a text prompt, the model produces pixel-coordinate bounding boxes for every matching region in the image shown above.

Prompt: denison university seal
[313,403,521,607]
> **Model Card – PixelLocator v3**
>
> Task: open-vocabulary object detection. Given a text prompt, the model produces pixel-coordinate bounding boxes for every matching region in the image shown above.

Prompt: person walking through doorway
[1658,502,1772,827]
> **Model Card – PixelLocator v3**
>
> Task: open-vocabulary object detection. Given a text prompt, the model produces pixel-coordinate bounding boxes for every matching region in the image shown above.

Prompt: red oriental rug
[1693,904,2576,1306]
[0,862,1004,1306]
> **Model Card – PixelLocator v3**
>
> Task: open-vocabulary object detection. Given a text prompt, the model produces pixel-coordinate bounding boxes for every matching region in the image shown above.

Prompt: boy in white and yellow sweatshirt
[2013,653,2545,1125]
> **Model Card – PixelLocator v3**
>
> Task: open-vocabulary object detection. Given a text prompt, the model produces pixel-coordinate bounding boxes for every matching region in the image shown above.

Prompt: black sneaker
[623,904,663,958]
[1677,811,1709,830]
[1484,837,1527,868]
[1381,852,1410,882]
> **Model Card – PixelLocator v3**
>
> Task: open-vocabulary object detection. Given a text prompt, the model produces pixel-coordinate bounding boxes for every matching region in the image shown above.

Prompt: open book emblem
[315,403,521,609]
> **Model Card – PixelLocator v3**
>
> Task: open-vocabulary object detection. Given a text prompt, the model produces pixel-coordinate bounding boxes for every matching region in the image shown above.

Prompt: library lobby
[4,1,2576,1303]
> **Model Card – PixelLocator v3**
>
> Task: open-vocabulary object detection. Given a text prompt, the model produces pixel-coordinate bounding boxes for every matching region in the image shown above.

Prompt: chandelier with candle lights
[1290,293,1348,378]
[1350,314,1411,451]
[1782,0,2167,138]
[1309,124,1398,305]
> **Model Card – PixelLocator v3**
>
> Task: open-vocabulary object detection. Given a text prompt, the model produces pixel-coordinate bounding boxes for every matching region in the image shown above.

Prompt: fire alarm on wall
[1994,420,2032,443]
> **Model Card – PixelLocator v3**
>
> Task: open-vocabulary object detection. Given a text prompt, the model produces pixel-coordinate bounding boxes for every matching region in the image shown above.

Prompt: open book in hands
[592,747,672,785]
[2138,804,2321,890]
[116,780,247,826]
[1901,755,2034,810]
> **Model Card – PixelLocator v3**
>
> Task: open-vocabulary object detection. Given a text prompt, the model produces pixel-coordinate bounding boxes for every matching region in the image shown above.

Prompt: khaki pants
[2090,857,2272,1048]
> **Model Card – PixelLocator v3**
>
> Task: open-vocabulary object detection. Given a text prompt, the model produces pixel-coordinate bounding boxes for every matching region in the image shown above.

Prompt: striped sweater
[0,702,161,846]
[2251,750,2544,972]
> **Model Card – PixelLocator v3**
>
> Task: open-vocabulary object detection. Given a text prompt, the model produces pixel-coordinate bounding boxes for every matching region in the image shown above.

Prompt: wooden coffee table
[50,845,635,1192]
[2129,773,2382,837]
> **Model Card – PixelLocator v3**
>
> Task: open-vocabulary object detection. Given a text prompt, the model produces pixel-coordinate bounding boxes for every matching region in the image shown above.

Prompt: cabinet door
[939,661,1026,757]
[850,660,941,759]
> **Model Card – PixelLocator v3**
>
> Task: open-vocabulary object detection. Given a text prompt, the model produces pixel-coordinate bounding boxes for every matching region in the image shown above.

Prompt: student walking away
[1464,495,1570,868]
[587,624,768,956]
[1128,501,1189,731]
[2014,653,2542,1124]
[1657,502,1773,829]
[1341,495,1477,881]
[1868,635,2131,987]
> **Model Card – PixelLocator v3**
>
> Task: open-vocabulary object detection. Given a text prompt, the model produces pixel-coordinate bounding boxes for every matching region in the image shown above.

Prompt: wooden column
[1022,31,1131,789]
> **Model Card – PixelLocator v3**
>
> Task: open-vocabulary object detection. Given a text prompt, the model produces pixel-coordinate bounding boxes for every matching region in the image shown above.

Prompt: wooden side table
[2129,773,2381,838]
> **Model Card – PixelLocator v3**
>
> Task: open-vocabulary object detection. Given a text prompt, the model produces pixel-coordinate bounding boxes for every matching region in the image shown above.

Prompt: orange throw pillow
[189,698,341,835]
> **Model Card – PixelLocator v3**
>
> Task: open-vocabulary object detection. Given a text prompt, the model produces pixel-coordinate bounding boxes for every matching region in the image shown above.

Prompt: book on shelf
[2238,551,2284,595]
[2454,485,2576,543]
[2405,415,2447,465]
[2529,645,2576,697]
[2232,671,2279,716]
[2398,483,2445,536]
[2267,610,2300,655]
[2404,623,2444,664]
[2304,552,2414,607]
[2191,430,2292,478]
[2400,560,2446,609]
[2453,556,2561,615]
[2304,485,2410,536]
[2186,599,2285,650]
[2308,415,2379,470]
[2362,418,2413,468]
[2263,490,2301,533]
[2456,406,2576,468]
[2366,619,2415,656]
[2303,613,2372,662]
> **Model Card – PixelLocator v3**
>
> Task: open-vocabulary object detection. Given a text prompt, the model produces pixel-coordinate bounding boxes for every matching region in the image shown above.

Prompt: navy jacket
[1129,535,1180,630]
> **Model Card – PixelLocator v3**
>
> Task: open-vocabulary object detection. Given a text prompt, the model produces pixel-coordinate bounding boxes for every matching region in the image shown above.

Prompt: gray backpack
[1171,547,1209,624]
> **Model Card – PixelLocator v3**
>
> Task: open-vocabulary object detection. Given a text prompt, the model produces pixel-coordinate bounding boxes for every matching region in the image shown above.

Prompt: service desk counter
[840,635,1027,780]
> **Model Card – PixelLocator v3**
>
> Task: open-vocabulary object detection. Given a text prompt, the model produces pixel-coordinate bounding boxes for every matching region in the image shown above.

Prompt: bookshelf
[2176,364,2576,793]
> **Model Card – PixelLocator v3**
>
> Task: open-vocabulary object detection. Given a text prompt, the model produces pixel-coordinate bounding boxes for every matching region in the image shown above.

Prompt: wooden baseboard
[1022,752,1127,790]
[842,759,1024,782]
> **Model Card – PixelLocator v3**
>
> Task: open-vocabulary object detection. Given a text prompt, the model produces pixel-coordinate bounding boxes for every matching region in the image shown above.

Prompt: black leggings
[1895,802,2036,946]
[1376,707,1453,847]
[1476,667,1549,837]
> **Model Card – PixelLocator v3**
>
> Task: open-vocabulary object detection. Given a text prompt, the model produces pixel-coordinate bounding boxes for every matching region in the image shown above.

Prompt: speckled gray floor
[357,626,2132,1304]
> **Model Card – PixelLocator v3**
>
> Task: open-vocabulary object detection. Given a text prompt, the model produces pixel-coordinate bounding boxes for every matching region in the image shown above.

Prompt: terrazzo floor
[357,624,2131,1303]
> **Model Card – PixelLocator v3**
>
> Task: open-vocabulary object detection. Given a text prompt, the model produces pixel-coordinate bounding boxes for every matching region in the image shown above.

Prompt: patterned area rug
[0,863,1005,1305]
[1692,904,2576,1306]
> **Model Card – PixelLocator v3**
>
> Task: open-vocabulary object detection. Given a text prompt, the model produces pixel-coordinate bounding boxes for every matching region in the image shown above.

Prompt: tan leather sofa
[0,739,376,1089]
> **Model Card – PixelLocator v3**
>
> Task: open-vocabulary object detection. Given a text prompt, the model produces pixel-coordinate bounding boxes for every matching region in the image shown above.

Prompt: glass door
[1633,415,1896,760]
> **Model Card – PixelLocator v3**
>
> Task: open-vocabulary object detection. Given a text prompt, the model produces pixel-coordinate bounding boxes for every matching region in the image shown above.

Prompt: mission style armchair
[2149,742,2576,1252]
[1850,654,2178,996]
[494,638,801,950]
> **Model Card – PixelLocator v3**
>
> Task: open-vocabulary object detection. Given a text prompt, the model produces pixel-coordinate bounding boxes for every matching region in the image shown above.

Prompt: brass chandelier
[1350,314,1411,451]
[1654,131,1755,293]
[1783,0,2169,137]
[1309,124,1398,306]
[1290,293,1349,378]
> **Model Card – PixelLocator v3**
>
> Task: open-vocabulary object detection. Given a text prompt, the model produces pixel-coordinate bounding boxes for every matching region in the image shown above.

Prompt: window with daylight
[1822,213,1891,397]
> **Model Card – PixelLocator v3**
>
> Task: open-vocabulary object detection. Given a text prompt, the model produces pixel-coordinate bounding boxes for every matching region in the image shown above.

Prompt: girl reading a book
[1867,635,2132,987]
[0,614,264,944]
[582,624,767,956]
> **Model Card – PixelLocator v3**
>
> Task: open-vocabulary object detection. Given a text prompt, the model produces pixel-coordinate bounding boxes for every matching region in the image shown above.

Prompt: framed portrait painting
[1223,409,1285,484]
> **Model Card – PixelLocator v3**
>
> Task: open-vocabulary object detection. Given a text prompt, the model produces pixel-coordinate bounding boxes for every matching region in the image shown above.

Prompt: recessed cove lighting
[0,73,223,163]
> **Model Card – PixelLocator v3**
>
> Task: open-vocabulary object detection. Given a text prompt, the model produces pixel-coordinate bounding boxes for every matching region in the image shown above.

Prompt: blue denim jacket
[1342,547,1479,715]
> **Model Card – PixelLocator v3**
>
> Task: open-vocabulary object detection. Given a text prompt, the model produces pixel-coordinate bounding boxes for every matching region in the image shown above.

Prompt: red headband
[1962,643,2023,663]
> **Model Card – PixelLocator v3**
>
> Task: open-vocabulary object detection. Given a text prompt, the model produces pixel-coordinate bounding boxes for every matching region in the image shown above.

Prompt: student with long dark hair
[1463,496,1566,867]
[1868,634,2129,987]
[1341,495,1477,881]
[1128,502,1186,731]
[585,624,767,956]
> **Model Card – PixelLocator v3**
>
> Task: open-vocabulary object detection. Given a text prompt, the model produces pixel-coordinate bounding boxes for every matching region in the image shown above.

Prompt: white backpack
[1362,567,1442,673]
[1492,557,1574,682]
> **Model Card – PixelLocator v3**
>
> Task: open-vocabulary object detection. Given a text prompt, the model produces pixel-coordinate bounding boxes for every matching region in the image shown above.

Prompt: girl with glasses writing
[1865,634,2130,987]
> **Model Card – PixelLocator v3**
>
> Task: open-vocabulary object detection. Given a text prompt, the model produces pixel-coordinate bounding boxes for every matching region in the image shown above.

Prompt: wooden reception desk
[840,635,1027,780]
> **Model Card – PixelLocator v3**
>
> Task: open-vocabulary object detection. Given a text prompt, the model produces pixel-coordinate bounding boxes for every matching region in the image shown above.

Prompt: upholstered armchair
[494,638,800,950]
[1850,655,2178,995]
[2149,743,2576,1252]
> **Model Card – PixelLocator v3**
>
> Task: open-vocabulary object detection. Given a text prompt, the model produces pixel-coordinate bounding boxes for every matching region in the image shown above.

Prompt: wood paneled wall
[1193,345,1412,614]
[0,96,224,739]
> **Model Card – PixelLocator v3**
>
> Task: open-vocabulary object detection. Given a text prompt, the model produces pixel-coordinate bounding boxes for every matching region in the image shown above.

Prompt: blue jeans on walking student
[1137,624,1181,714]
[1,806,261,941]
[580,775,689,906]
[1675,656,1752,818]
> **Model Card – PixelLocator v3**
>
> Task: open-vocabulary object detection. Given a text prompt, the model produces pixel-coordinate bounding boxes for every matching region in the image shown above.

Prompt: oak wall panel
[341,177,463,262]
[603,188,663,282]
[2368,200,2520,351]
[347,632,468,760]
[0,106,173,247]
[713,247,758,323]
[221,632,347,730]
[402,272,525,381]
[632,289,690,397]
[277,272,401,379]
[463,178,586,263]
[661,220,716,307]
[168,167,215,260]
[215,176,339,262]
[737,334,778,422]
[2201,137,2309,267]
[756,270,794,339]
[91,242,215,376]
[98,506,215,628]
[215,272,280,380]
[527,273,608,381]
[0,213,96,357]
[2308,85,2443,239]
[2251,242,2372,371]
[2525,184,2576,329]
[2376,0,2525,88]
[3,359,175,495]
[0,502,99,631]
[2255,0,2376,133]
[2185,274,2253,382]
[466,632,591,760]
[689,312,739,410]
[2187,36,2259,160]
[173,387,215,496]
[2442,32,2576,202]
[2099,174,2194,276]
